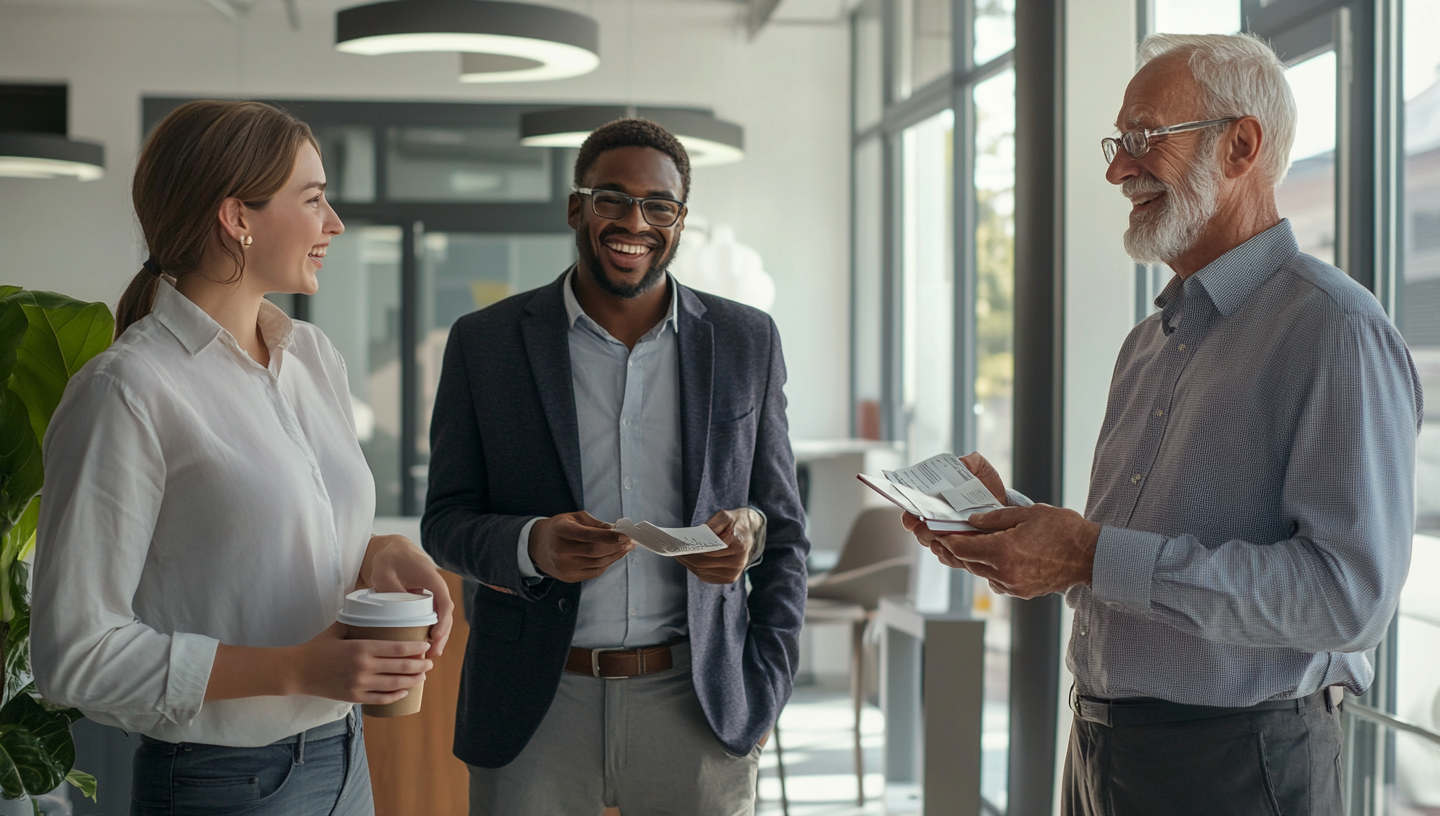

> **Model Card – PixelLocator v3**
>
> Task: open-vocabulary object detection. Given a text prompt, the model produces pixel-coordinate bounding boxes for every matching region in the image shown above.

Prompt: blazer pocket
[712,403,757,425]
[471,586,526,642]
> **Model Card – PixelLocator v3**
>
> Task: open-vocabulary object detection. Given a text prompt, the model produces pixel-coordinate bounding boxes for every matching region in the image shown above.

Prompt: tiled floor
[755,682,888,816]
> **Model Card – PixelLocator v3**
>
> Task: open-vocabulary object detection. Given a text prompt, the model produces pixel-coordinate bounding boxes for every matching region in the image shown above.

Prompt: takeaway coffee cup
[338,588,438,718]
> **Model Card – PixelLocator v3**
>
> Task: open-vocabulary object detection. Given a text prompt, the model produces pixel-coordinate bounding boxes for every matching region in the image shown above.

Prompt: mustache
[1121,175,1168,200]
[599,226,660,248]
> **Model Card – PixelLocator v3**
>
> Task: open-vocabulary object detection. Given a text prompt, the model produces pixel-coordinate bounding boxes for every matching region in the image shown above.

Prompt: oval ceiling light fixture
[0,85,104,181]
[0,133,104,180]
[336,0,600,83]
[520,105,745,167]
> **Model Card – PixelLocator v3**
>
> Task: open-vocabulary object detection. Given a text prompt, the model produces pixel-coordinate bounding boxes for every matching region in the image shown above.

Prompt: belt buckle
[590,646,626,679]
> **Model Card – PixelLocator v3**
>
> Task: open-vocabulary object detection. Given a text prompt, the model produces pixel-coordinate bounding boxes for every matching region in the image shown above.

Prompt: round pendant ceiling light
[336,0,600,83]
[0,133,104,181]
[520,106,745,167]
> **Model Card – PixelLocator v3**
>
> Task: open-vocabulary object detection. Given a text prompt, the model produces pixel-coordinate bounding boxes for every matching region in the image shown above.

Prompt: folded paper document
[614,518,729,557]
[857,453,1005,532]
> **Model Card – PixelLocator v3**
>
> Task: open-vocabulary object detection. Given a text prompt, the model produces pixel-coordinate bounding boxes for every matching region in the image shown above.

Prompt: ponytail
[114,267,162,339]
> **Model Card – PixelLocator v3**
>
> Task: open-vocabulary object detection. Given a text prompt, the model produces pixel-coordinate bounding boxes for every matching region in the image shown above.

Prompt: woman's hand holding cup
[288,621,431,706]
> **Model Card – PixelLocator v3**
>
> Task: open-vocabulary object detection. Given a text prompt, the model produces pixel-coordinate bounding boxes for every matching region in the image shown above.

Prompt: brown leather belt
[565,639,684,679]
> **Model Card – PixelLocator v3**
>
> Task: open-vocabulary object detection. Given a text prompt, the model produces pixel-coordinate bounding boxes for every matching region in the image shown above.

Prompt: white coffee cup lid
[337,588,438,627]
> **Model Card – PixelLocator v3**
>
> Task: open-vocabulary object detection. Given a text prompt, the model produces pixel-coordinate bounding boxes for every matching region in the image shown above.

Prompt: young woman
[31,100,454,816]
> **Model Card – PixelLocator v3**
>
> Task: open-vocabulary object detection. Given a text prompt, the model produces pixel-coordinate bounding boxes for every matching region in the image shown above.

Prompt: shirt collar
[151,279,295,358]
[1177,219,1299,318]
[561,266,680,336]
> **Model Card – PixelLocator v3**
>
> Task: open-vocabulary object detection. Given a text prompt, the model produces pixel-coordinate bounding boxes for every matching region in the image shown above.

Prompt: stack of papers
[614,518,729,557]
[857,453,1005,532]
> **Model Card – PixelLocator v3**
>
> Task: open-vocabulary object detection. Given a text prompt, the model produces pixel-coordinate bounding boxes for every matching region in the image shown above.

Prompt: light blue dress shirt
[1065,220,1423,707]
[517,270,689,649]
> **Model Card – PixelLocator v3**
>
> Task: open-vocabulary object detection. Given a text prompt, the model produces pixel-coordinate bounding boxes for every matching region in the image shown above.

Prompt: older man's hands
[901,451,1102,599]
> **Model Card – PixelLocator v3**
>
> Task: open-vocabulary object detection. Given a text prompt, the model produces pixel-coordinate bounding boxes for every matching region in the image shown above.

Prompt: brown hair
[116,100,319,337]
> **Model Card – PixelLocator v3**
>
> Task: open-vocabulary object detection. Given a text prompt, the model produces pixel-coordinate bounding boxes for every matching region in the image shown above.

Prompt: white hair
[1138,32,1299,186]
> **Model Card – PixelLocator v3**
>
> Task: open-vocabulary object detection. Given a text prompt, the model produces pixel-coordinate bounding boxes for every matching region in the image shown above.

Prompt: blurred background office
[0,0,1436,814]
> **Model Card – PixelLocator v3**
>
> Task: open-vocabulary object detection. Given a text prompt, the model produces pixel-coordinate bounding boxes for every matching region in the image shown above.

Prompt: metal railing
[1344,701,1440,748]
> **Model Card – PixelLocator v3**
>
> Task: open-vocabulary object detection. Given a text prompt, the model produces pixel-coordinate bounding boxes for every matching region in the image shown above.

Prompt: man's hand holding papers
[857,453,1008,531]
[881,451,1101,599]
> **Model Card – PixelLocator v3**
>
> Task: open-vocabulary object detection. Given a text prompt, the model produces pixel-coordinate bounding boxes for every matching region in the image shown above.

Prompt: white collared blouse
[32,281,374,747]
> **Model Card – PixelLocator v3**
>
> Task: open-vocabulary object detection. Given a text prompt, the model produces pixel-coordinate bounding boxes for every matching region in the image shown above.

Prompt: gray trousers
[1062,690,1345,816]
[469,643,760,816]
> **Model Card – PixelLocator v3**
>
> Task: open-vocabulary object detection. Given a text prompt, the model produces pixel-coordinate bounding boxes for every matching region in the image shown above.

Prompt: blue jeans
[131,708,373,816]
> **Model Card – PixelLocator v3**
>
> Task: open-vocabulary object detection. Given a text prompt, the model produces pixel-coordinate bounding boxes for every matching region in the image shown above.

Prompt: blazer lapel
[676,284,713,526]
[520,273,584,508]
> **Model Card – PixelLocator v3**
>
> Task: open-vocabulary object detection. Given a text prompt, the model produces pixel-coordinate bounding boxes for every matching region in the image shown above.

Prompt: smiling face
[241,142,344,296]
[568,146,686,300]
[1107,52,1226,264]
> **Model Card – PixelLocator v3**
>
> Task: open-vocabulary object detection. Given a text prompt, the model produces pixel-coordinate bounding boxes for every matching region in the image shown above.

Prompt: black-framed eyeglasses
[1101,117,1240,163]
[573,187,686,228]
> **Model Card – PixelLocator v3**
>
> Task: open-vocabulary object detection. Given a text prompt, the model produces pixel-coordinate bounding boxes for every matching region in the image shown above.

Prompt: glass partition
[411,233,574,506]
[386,126,552,202]
[303,225,405,515]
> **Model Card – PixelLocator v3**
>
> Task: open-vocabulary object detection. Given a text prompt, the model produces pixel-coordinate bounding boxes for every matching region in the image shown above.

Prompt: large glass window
[1275,50,1338,265]
[894,0,952,99]
[854,137,885,439]
[973,69,1016,486]
[1152,0,1239,34]
[1396,0,1440,809]
[901,109,955,460]
[973,0,1015,67]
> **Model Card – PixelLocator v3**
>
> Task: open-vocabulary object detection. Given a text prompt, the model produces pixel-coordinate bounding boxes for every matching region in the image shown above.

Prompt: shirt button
[627,359,634,368]
[1130,474,1142,484]
[622,417,631,427]
[559,599,572,613]
[629,608,637,617]
[1153,409,1164,418]
[1177,343,1187,351]
[624,478,634,491]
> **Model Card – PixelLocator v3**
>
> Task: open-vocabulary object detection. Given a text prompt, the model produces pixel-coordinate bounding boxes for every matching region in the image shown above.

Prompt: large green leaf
[1,563,30,708]
[0,690,77,800]
[0,395,41,543]
[8,297,114,446]
[64,769,96,802]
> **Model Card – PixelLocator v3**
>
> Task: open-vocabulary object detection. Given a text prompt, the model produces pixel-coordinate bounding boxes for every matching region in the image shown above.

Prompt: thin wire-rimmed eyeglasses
[573,186,687,228]
[1102,117,1240,163]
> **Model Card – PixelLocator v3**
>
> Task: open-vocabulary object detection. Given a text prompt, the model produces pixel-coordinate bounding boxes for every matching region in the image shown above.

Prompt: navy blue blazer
[421,272,810,768]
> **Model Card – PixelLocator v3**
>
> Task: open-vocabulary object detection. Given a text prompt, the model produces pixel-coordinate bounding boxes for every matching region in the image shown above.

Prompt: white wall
[0,0,851,439]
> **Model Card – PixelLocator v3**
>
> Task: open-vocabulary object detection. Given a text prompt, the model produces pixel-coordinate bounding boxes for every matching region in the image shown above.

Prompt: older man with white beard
[904,32,1424,815]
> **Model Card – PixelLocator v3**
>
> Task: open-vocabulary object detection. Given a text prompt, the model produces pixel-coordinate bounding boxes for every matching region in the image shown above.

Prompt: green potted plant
[0,287,115,811]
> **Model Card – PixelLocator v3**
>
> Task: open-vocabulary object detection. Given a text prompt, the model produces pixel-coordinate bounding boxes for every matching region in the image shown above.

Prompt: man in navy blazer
[422,119,809,815]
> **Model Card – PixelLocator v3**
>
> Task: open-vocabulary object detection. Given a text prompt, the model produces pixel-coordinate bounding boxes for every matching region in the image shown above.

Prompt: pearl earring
[241,235,253,247]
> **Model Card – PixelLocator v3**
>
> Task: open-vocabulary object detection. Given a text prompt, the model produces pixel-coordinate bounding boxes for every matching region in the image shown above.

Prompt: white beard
[1122,148,1223,265]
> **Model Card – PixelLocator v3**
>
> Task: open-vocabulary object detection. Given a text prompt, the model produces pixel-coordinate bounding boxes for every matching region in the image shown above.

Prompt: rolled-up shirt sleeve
[32,371,217,731]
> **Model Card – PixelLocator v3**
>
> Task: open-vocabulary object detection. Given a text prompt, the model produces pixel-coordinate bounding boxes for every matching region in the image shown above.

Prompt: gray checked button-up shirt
[516,270,688,649]
[1067,219,1423,707]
